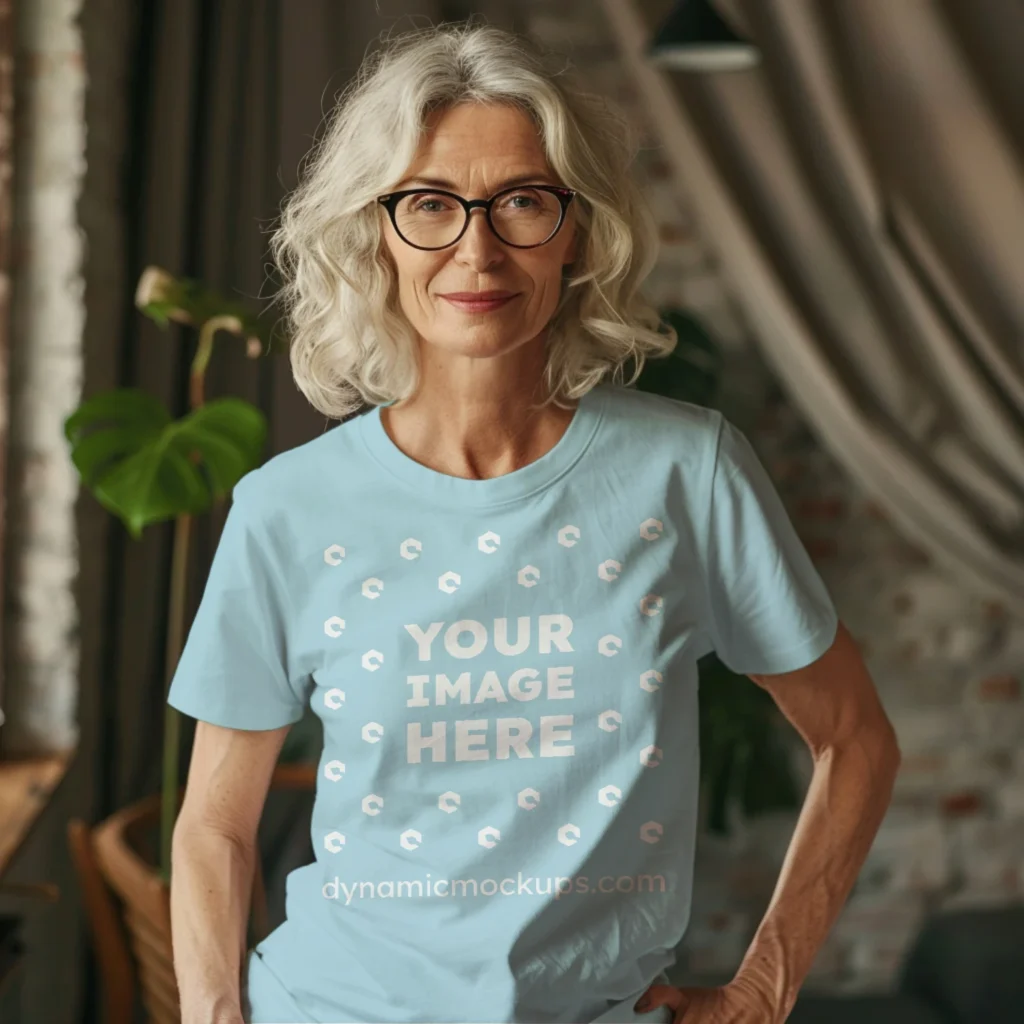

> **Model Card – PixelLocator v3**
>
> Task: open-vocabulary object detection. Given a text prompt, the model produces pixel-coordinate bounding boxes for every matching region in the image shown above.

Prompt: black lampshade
[647,0,760,72]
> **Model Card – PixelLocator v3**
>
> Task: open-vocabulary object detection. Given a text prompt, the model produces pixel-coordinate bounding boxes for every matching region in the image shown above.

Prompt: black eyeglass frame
[376,185,577,250]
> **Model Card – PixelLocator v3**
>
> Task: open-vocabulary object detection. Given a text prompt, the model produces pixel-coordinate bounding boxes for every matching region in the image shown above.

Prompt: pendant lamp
[647,0,760,72]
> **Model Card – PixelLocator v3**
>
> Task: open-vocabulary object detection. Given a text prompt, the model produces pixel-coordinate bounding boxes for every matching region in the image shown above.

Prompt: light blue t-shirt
[167,381,838,1024]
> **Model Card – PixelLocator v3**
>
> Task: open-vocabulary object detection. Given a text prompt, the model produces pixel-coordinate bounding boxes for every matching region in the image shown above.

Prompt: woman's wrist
[179,990,244,1024]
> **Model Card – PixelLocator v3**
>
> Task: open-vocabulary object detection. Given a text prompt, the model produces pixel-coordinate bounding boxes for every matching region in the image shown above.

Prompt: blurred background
[1,0,1023,1021]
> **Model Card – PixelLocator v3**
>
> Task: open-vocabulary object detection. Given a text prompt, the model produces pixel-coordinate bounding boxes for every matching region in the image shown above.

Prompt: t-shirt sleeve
[696,410,839,676]
[166,470,309,730]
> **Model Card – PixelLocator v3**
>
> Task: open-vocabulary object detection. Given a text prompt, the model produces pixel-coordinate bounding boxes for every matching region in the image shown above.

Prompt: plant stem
[190,314,240,409]
[160,313,243,880]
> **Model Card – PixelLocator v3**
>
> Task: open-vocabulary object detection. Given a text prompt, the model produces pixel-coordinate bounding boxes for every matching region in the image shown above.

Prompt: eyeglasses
[376,185,576,250]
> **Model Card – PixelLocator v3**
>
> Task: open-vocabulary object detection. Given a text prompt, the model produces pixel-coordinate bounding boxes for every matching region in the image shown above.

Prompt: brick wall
[2,0,85,754]
[523,0,1024,995]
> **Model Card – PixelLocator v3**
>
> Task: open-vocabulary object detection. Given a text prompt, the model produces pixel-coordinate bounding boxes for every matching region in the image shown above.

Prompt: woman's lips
[442,294,518,313]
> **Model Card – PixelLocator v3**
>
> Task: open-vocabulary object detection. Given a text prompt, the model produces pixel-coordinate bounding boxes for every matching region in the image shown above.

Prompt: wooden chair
[67,763,316,1024]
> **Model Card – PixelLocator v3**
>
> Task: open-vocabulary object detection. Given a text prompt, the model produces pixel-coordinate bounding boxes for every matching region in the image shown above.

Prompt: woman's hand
[633,977,778,1022]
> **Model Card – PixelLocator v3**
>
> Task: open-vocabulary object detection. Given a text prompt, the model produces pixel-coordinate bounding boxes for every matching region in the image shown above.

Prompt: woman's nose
[454,208,505,260]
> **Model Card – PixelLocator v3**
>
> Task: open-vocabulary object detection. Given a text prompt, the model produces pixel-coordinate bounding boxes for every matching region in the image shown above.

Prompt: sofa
[787,906,1024,1023]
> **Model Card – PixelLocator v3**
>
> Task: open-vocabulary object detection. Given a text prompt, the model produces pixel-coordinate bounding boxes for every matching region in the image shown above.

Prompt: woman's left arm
[637,619,901,1023]
[730,618,901,1020]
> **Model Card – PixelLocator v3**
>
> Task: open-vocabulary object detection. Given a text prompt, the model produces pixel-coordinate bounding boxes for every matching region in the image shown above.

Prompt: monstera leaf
[65,388,267,537]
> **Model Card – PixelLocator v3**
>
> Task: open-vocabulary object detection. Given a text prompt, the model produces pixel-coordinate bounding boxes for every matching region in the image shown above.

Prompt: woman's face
[379,102,578,362]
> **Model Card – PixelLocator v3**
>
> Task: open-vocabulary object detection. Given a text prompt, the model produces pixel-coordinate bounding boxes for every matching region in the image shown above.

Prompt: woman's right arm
[170,719,290,1024]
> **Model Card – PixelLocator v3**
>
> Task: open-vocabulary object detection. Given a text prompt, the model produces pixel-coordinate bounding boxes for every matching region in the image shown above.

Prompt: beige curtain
[604,0,1024,608]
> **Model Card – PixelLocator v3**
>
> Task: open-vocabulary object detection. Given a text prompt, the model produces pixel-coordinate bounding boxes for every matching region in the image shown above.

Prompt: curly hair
[268,18,677,420]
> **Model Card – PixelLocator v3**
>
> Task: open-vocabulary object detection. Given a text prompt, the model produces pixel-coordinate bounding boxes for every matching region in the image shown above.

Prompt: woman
[168,20,899,1024]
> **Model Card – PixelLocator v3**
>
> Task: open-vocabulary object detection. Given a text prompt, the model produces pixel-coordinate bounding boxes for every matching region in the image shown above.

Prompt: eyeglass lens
[394,188,562,248]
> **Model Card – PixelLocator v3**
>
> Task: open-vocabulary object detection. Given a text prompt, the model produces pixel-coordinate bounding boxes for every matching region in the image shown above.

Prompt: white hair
[268,18,677,420]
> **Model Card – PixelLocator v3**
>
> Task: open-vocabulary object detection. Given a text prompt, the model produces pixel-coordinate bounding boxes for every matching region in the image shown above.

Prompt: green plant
[64,267,285,882]
[632,306,802,836]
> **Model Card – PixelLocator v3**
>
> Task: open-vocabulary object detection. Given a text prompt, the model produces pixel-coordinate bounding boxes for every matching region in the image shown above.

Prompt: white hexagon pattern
[639,518,664,541]
[313,507,679,859]
[557,524,580,547]
[640,821,664,843]
[478,531,501,553]
[400,538,422,560]
[478,826,501,848]
[517,788,540,809]
[323,544,346,565]
[438,571,461,594]
[517,565,540,587]
[557,824,581,846]
[640,745,663,768]
[639,669,663,692]
[438,791,461,813]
